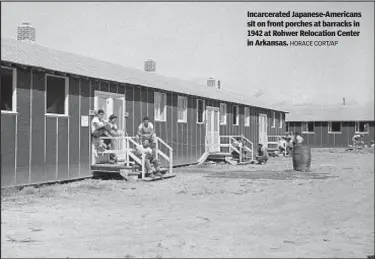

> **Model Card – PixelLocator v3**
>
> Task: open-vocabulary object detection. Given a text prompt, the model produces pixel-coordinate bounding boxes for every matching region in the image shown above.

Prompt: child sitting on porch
[135,139,161,178]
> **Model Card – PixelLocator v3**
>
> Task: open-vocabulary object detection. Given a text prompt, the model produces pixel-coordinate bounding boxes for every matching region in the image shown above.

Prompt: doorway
[206,106,220,152]
[259,113,268,146]
[94,91,126,161]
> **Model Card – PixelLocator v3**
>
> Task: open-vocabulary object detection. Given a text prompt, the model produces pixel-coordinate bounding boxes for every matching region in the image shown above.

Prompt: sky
[1,2,374,108]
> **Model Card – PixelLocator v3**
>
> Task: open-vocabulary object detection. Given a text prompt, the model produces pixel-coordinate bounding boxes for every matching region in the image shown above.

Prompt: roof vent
[17,22,36,43]
[144,59,156,72]
[207,77,215,87]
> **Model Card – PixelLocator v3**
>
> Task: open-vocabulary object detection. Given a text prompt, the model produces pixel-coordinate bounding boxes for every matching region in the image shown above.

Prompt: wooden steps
[91,164,175,181]
[142,172,176,181]
[91,163,133,173]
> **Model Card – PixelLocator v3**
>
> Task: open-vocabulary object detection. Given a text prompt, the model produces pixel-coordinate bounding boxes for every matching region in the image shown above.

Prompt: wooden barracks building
[1,38,287,187]
[286,104,375,147]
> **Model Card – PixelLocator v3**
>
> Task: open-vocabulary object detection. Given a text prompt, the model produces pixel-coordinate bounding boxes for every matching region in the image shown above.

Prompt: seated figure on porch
[277,136,287,156]
[352,133,364,149]
[104,114,125,163]
[91,110,117,164]
[91,109,110,149]
[137,116,157,148]
[135,139,161,178]
[256,143,269,164]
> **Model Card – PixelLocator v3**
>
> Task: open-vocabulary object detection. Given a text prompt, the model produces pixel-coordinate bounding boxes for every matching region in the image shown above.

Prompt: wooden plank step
[209,152,231,156]
[224,157,238,165]
[142,173,176,182]
[197,152,210,165]
[91,163,134,173]
[237,160,254,165]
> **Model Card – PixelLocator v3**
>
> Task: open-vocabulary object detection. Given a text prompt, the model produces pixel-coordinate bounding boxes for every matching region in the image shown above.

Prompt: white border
[328,121,342,134]
[355,121,370,134]
[154,91,167,122]
[244,106,250,127]
[232,104,239,126]
[219,102,227,125]
[177,95,188,123]
[196,99,206,124]
[1,66,17,114]
[302,121,315,134]
[45,74,69,117]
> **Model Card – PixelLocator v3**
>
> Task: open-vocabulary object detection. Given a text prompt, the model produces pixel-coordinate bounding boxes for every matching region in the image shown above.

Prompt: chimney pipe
[217,80,221,89]
[343,98,346,105]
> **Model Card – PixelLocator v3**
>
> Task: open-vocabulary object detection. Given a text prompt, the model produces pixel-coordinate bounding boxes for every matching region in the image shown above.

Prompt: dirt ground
[1,148,374,258]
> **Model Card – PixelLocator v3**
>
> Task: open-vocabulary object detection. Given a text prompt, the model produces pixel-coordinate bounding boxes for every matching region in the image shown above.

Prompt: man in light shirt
[293,132,304,145]
[135,139,161,177]
[91,109,107,137]
[137,116,157,144]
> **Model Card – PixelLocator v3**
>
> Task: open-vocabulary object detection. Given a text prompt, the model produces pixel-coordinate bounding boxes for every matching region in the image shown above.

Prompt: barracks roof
[285,105,374,122]
[1,37,286,112]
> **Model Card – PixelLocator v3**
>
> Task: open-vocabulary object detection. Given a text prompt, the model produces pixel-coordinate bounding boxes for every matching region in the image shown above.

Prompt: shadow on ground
[204,169,336,180]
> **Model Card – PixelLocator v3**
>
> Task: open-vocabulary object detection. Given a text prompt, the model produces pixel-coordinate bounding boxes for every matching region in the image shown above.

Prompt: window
[177,96,187,123]
[279,113,283,128]
[272,111,276,128]
[1,66,17,112]
[286,122,289,132]
[355,122,369,134]
[244,107,250,126]
[197,99,205,123]
[220,103,227,125]
[232,105,239,125]
[302,122,315,133]
[328,122,341,133]
[46,75,69,115]
[154,92,167,121]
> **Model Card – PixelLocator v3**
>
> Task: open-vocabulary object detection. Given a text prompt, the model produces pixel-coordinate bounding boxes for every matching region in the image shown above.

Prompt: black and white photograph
[1,1,374,258]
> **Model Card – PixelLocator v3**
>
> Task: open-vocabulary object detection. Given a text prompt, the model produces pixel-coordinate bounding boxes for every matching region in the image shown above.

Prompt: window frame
[355,121,369,134]
[219,103,227,125]
[154,91,167,122]
[177,95,188,123]
[1,66,17,114]
[196,99,206,124]
[271,111,276,128]
[302,121,315,134]
[232,105,239,126]
[328,121,342,134]
[244,107,250,127]
[45,74,69,117]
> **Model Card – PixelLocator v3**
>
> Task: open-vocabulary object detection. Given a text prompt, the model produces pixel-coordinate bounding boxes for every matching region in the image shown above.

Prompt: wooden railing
[95,135,173,179]
[219,134,254,162]
[155,137,173,175]
[267,135,286,151]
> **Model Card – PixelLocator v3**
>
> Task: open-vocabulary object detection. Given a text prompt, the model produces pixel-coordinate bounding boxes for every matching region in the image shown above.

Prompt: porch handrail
[219,134,254,162]
[155,137,173,175]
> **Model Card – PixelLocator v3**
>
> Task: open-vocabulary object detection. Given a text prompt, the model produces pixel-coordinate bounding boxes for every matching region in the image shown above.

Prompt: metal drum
[292,144,311,171]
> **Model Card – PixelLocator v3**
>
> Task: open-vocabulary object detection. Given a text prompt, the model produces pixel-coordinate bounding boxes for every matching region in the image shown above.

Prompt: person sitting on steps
[137,116,157,153]
[135,139,161,178]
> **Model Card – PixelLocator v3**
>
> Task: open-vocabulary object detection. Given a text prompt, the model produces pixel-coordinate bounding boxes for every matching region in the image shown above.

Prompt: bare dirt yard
[1,148,374,258]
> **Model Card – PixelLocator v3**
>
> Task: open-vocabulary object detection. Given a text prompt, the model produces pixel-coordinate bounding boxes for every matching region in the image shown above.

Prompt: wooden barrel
[292,144,311,171]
